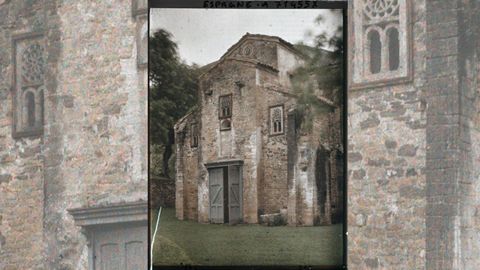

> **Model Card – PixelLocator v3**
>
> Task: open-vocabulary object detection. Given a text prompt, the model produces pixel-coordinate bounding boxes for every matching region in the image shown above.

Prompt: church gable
[220,34,304,70]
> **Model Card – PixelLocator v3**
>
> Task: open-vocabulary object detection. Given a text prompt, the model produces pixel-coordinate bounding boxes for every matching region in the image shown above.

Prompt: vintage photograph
[149,8,345,266]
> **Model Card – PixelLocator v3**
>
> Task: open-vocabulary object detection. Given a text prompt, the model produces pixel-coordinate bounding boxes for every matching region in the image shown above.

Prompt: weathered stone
[352,169,366,180]
[367,157,391,167]
[398,144,417,157]
[365,258,379,268]
[259,213,286,226]
[174,34,343,226]
[348,152,363,163]
[62,95,74,108]
[355,213,367,227]
[360,113,380,129]
[348,0,480,268]
[103,103,123,115]
[406,168,418,177]
[0,174,11,184]
[385,139,398,149]
[400,186,425,199]
[0,1,148,269]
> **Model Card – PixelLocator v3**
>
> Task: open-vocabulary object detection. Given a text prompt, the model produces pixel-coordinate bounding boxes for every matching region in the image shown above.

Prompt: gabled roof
[220,33,306,61]
[198,33,304,78]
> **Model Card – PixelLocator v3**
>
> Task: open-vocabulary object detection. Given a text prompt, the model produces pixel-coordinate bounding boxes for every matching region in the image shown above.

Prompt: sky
[150,9,342,66]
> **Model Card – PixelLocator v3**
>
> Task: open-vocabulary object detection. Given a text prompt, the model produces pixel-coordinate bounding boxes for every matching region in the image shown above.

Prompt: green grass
[151,208,343,266]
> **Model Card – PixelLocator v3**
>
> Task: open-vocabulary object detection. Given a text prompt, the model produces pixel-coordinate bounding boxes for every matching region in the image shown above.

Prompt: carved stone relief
[351,0,411,88]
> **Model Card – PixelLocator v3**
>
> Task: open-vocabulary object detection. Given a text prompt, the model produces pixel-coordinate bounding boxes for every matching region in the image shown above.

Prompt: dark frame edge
[148,1,349,269]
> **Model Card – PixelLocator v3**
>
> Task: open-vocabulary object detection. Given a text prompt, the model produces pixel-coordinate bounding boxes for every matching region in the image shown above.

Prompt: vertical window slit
[368,30,381,74]
[388,28,400,71]
[26,92,36,128]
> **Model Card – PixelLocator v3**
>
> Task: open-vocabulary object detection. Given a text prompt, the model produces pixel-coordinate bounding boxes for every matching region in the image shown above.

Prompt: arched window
[219,95,232,118]
[220,119,231,131]
[25,91,36,128]
[270,105,284,135]
[387,27,400,71]
[368,30,381,74]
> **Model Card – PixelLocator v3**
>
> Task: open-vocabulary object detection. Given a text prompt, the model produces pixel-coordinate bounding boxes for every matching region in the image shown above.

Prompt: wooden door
[209,168,224,223]
[228,165,242,224]
[93,223,147,270]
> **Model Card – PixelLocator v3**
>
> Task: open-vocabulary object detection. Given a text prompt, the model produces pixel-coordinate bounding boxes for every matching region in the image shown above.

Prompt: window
[13,34,45,138]
[191,123,199,147]
[387,27,400,71]
[269,105,284,135]
[220,119,231,131]
[351,0,411,88]
[25,91,35,128]
[368,30,381,74]
[219,95,232,119]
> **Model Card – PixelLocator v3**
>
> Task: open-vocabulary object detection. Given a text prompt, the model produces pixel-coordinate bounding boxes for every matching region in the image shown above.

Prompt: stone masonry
[174,33,344,226]
[0,0,147,269]
[348,0,480,269]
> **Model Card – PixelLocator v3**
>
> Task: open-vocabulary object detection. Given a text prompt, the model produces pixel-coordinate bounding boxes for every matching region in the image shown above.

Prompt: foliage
[291,11,343,132]
[149,29,199,177]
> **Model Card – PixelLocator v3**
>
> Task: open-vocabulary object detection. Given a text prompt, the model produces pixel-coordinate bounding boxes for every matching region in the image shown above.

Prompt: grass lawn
[151,207,344,266]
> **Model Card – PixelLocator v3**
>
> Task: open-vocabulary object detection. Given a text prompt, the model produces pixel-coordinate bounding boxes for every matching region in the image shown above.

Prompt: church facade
[174,34,344,226]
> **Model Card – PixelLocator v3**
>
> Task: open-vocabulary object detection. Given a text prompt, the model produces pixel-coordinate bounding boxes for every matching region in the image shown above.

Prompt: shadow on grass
[152,208,343,267]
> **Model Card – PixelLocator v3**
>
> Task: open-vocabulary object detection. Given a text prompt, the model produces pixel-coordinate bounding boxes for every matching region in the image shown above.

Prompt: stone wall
[44,1,147,268]
[199,59,260,223]
[174,111,200,220]
[424,1,480,268]
[348,0,427,268]
[0,1,48,268]
[0,0,147,269]
[175,37,342,227]
[348,0,480,269]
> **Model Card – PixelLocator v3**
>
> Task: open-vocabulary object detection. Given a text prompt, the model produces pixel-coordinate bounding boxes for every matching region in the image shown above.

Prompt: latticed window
[219,95,232,119]
[270,105,284,135]
[13,33,46,138]
[191,123,199,147]
[351,0,411,87]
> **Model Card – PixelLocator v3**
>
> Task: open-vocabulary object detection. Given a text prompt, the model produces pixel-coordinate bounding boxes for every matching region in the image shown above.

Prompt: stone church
[174,33,344,226]
[0,0,148,269]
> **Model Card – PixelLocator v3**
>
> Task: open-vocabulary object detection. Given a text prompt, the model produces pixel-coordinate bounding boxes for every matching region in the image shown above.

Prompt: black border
[148,1,348,269]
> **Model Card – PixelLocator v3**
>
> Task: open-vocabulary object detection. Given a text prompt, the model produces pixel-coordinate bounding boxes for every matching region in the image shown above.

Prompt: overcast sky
[150,9,342,66]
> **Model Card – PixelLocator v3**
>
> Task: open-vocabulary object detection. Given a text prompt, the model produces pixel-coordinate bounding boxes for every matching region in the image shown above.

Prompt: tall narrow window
[270,105,284,135]
[387,27,400,71]
[13,34,45,138]
[191,123,199,147]
[368,30,381,74]
[25,92,35,128]
[39,89,44,125]
[219,95,232,119]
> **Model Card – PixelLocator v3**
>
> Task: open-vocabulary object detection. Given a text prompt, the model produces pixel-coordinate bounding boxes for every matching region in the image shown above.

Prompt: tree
[291,11,343,132]
[149,29,199,177]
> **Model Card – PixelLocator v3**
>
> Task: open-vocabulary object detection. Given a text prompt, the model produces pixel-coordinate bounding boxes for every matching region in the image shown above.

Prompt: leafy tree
[291,10,343,132]
[149,29,199,177]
